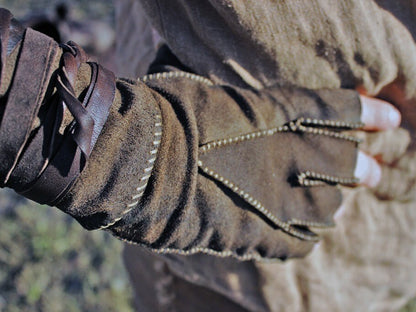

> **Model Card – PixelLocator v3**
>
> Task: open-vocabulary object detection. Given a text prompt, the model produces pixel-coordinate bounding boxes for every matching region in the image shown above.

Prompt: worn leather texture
[0,13,117,208]
[116,0,416,311]
[107,70,361,260]
[3,1,416,309]
[0,8,362,261]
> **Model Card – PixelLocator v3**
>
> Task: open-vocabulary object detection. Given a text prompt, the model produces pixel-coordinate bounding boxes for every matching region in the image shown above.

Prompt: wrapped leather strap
[0,9,12,87]
[0,28,60,186]
[19,42,116,205]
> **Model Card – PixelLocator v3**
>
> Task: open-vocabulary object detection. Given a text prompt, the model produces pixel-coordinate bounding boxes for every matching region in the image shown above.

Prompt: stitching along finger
[297,170,359,187]
[199,117,363,155]
[198,159,320,241]
[289,117,364,143]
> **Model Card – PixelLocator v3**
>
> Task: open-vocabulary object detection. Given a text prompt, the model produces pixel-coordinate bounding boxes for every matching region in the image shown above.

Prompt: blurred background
[0,1,133,311]
[0,0,415,311]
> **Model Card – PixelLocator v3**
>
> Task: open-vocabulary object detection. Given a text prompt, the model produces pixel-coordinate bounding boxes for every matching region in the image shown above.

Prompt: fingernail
[388,108,401,128]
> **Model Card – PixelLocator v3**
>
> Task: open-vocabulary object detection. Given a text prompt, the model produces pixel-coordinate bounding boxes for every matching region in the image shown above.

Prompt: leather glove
[0,9,362,261]
[105,72,362,260]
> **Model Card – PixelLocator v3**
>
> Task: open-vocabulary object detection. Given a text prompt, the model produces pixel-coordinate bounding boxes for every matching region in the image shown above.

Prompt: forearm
[0,9,362,261]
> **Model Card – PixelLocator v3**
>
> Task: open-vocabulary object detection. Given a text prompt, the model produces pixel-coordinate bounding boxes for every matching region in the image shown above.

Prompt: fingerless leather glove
[0,9,362,261]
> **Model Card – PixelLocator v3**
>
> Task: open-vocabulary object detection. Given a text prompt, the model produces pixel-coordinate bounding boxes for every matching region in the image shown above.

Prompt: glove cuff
[0,11,116,206]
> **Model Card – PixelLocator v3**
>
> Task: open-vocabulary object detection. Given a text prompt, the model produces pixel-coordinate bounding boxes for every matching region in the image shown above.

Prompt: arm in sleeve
[0,9,362,261]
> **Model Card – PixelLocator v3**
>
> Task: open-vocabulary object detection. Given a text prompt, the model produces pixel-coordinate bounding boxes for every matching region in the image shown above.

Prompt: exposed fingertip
[388,106,401,128]
[354,151,382,188]
[359,95,401,130]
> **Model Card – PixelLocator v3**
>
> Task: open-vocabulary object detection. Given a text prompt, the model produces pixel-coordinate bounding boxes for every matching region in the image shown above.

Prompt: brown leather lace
[18,41,116,205]
[56,42,95,157]
[0,12,116,205]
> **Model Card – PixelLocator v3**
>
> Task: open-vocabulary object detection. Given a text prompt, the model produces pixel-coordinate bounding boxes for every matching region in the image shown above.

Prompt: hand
[355,95,401,187]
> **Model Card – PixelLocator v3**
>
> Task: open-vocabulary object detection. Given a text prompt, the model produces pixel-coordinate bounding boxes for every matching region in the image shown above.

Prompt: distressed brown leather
[0,9,12,88]
[0,28,59,187]
[0,9,361,260]
[19,42,116,205]
[108,65,361,260]
[122,1,416,311]
[0,10,116,206]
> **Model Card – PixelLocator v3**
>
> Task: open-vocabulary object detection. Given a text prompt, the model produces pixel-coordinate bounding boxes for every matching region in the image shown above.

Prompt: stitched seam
[199,118,362,155]
[139,71,214,86]
[98,114,162,230]
[298,170,359,187]
[200,125,290,154]
[287,219,332,228]
[300,117,364,129]
[198,160,319,242]
[109,231,279,262]
[290,118,363,143]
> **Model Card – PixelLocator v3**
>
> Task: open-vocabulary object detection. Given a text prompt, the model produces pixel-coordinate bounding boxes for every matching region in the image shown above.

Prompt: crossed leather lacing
[0,10,114,224]
[17,41,115,205]
[55,42,95,157]
[0,23,116,205]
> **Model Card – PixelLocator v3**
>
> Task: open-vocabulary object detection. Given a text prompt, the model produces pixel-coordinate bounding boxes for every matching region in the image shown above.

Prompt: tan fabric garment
[114,0,162,78]
[117,0,416,311]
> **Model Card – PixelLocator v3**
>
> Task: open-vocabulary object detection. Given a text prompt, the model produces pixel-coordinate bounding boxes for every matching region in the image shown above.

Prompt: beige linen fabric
[117,0,416,311]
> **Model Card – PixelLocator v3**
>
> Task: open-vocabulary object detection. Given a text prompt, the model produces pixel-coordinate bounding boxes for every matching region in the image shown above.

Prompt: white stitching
[110,233,279,262]
[288,219,332,228]
[298,170,359,186]
[200,125,290,154]
[141,174,151,181]
[292,118,363,143]
[98,114,163,230]
[199,117,362,155]
[302,117,364,129]
[127,201,139,208]
[132,192,144,200]
[198,160,320,242]
[136,184,147,192]
[99,216,123,230]
[139,71,214,86]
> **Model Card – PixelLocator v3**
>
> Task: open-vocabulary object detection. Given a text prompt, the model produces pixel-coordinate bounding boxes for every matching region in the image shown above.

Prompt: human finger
[352,128,410,164]
[360,95,401,130]
[354,151,382,188]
